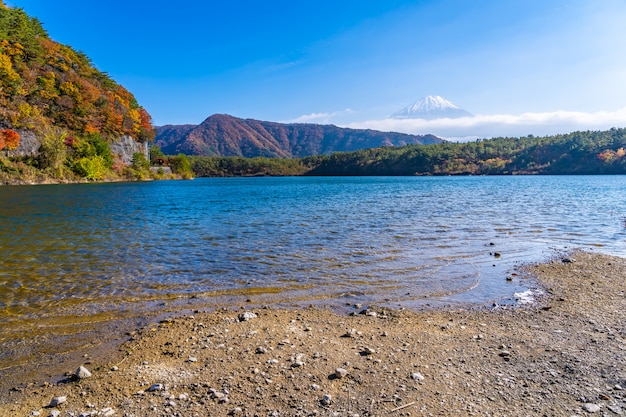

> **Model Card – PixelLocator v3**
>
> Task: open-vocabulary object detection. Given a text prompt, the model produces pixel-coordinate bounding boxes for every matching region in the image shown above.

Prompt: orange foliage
[0,129,20,150]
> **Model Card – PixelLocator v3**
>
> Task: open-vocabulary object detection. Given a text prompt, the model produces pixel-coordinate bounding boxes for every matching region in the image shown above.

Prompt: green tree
[38,128,67,172]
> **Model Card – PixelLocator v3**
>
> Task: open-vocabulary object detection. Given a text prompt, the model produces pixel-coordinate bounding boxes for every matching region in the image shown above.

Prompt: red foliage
[64,135,77,147]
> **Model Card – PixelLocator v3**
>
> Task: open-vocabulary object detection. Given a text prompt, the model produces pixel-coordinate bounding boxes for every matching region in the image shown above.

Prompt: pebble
[291,360,305,368]
[321,394,332,406]
[101,408,116,416]
[583,403,601,413]
[187,356,198,362]
[111,366,119,371]
[256,346,267,354]
[75,365,92,379]
[334,368,349,379]
[228,407,243,416]
[411,372,425,381]
[49,396,67,407]
[361,347,376,355]
[238,312,258,321]
[342,329,357,338]
[49,411,61,417]
[147,383,164,392]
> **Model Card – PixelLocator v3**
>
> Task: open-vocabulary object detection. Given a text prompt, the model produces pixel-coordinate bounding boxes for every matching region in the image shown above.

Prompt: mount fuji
[391,95,473,120]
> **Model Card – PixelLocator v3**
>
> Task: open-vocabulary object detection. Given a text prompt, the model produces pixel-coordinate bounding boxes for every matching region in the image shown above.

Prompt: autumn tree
[0,128,19,152]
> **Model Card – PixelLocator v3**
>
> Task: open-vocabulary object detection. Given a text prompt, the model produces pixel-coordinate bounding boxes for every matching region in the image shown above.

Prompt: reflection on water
[1,176,625,338]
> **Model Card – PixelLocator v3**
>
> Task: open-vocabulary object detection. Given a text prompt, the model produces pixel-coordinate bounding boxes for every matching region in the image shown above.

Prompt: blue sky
[6,0,626,139]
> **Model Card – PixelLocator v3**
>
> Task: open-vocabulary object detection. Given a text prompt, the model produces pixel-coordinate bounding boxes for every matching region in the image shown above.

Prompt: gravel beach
[1,251,625,416]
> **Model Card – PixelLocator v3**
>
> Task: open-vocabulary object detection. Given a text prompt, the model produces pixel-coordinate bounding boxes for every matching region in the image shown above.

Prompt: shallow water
[1,176,625,334]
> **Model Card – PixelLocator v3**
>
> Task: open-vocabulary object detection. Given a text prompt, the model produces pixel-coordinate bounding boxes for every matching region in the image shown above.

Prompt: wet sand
[1,251,625,416]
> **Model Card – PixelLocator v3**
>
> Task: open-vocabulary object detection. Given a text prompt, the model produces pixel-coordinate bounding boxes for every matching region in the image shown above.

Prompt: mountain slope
[391,95,473,120]
[0,2,153,142]
[156,114,444,158]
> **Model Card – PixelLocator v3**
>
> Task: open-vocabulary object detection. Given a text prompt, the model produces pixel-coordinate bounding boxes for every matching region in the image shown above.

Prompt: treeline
[189,155,315,177]
[187,128,626,177]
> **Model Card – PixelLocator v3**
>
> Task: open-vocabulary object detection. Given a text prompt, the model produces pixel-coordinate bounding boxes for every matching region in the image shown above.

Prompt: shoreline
[1,251,625,416]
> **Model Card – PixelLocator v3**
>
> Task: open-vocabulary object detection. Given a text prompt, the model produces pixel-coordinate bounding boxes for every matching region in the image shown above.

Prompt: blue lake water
[1,176,625,327]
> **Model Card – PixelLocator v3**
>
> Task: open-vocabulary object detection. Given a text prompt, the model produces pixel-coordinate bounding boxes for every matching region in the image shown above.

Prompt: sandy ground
[1,251,625,416]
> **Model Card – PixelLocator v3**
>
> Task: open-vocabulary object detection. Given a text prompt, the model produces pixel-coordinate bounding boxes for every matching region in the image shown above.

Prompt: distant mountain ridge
[155,114,444,158]
[391,95,473,120]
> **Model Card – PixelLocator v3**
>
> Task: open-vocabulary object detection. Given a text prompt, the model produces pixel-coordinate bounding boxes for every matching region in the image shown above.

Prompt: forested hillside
[155,114,444,158]
[188,128,626,177]
[0,2,167,183]
[305,128,626,175]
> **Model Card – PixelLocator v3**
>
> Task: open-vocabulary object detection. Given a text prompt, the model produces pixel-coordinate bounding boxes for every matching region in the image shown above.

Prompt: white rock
[321,394,332,406]
[101,408,116,416]
[49,411,61,417]
[238,312,258,321]
[411,372,425,381]
[75,365,92,379]
[583,403,601,413]
[187,356,198,362]
[49,396,67,407]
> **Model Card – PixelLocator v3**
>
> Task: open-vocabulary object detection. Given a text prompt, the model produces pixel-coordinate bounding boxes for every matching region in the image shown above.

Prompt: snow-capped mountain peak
[391,95,473,120]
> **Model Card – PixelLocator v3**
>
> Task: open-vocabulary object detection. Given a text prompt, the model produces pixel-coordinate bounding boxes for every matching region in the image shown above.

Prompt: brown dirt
[1,251,625,416]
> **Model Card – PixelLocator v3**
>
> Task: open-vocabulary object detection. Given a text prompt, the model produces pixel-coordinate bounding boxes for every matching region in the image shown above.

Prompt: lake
[1,176,625,362]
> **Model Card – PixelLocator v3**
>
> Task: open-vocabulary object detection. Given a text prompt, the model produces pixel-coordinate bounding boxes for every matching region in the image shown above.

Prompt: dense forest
[188,128,626,177]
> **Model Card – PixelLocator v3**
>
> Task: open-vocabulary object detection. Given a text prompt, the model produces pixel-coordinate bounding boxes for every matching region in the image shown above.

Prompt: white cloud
[343,108,626,141]
[283,109,354,124]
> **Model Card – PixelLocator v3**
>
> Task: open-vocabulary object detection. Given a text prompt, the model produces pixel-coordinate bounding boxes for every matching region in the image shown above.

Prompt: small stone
[411,372,425,381]
[321,394,332,406]
[187,356,198,362]
[111,366,119,371]
[614,384,623,390]
[311,384,320,390]
[361,347,376,355]
[334,368,349,379]
[562,258,574,263]
[499,350,510,357]
[291,360,305,368]
[256,347,267,354]
[238,312,258,322]
[583,403,601,413]
[75,365,92,379]
[49,411,61,417]
[366,311,377,317]
[342,329,357,338]
[218,396,229,404]
[101,408,116,416]
[228,407,243,416]
[147,383,164,392]
[49,396,67,407]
